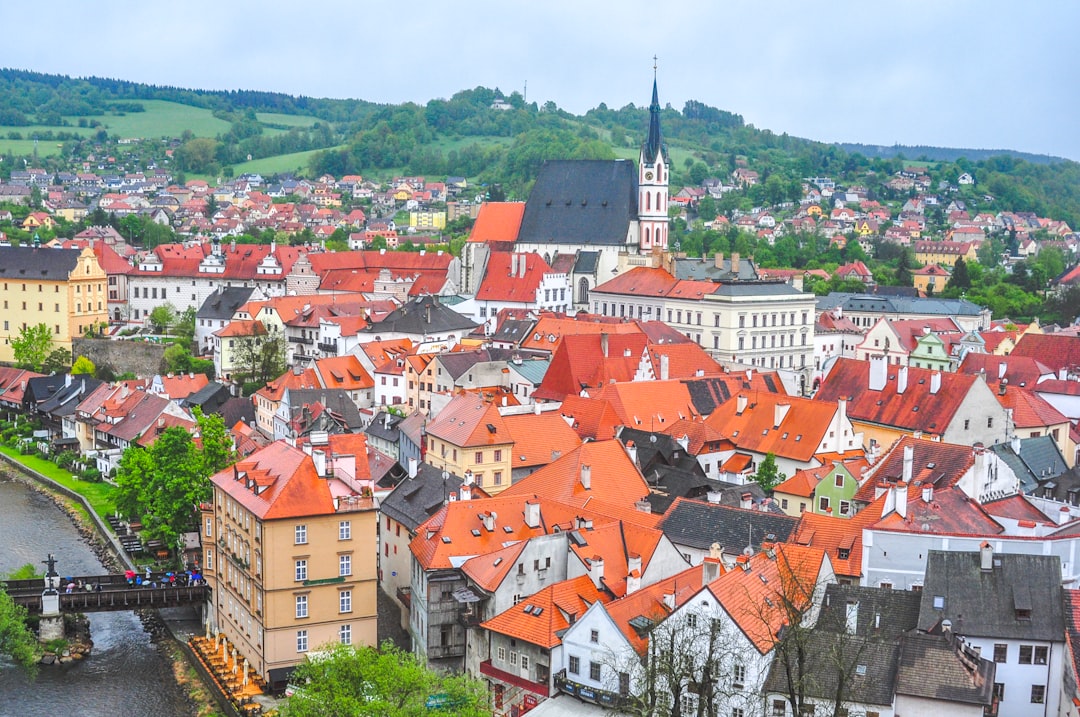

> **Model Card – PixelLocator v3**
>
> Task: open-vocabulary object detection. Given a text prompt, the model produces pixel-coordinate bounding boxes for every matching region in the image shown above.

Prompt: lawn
[230,146,345,177]
[0,445,117,519]
[0,138,64,156]
[0,100,233,143]
[257,112,320,128]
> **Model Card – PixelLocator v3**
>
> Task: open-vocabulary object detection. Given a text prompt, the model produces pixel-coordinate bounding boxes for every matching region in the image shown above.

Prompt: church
[464,75,673,308]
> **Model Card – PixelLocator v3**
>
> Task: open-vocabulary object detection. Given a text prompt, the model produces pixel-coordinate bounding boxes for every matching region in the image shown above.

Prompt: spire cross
[653,55,658,77]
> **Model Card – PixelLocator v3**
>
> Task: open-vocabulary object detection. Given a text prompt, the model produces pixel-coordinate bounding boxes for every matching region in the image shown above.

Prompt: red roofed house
[424,392,514,495]
[472,252,571,327]
[200,440,377,692]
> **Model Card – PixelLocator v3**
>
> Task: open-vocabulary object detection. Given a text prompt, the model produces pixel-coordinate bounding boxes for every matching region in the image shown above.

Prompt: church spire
[643,56,664,164]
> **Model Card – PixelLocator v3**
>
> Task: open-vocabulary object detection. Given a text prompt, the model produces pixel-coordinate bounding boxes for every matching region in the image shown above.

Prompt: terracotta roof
[791,499,883,580]
[157,373,210,400]
[476,252,557,303]
[957,353,1054,388]
[1012,333,1080,373]
[519,314,649,353]
[705,391,844,462]
[982,494,1055,525]
[590,379,700,429]
[816,358,976,437]
[314,355,374,390]
[995,385,1068,429]
[855,436,976,502]
[460,541,528,593]
[500,440,651,511]
[533,333,646,400]
[254,367,321,403]
[213,319,267,338]
[557,394,623,441]
[604,564,707,654]
[425,393,512,448]
[481,575,609,648]
[870,486,1004,536]
[707,544,829,653]
[467,202,525,243]
[773,466,826,499]
[502,411,582,469]
[659,417,729,455]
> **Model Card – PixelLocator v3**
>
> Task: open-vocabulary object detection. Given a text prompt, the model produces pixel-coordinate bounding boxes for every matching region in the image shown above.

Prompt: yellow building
[0,246,108,364]
[423,392,514,494]
[408,210,447,230]
[913,240,978,268]
[202,440,378,692]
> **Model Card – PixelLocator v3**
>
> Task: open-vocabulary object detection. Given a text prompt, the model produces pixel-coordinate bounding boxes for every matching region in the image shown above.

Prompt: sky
[3,1,1079,160]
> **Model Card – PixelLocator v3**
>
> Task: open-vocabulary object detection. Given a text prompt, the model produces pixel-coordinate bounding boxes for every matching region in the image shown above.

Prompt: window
[340,590,352,613]
[733,663,746,689]
[772,700,787,717]
[204,518,213,537]
[475,451,483,464]
[295,524,307,544]
[494,449,502,462]
[590,662,601,681]
[296,630,308,653]
[295,560,307,582]
[733,710,745,717]
[1031,684,1045,704]
[1034,646,1048,664]
[988,417,994,428]
[834,474,844,488]
[993,643,1007,663]
[521,655,530,671]
[339,554,352,577]
[206,550,213,570]
[993,683,1005,701]
[619,671,630,695]
[498,646,507,662]
[509,652,518,666]
[569,655,580,675]
[339,624,352,645]
[295,595,308,618]
[819,496,831,512]
[590,629,599,643]
[339,520,351,540]
[1019,645,1033,664]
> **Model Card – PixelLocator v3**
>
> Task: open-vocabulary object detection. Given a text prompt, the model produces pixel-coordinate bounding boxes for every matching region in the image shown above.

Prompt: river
[0,477,194,717]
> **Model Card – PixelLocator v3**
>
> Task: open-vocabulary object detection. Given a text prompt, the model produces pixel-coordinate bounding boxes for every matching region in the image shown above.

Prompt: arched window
[646,192,651,211]
[656,191,661,211]
[645,227,651,243]
[577,277,590,304]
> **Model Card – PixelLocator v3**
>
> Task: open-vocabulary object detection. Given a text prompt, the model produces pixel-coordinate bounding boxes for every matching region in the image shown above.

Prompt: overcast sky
[4,1,1077,160]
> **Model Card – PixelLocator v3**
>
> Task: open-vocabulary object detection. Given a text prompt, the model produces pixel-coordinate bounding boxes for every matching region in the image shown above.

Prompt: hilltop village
[1,79,1079,717]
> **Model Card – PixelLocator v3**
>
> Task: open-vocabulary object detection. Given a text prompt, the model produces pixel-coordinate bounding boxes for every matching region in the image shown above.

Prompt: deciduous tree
[11,323,53,372]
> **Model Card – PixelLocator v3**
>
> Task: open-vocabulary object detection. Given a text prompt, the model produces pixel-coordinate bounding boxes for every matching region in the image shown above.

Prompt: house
[912,264,951,296]
[423,393,514,495]
[200,440,378,692]
[657,497,799,568]
[918,547,1065,717]
[772,458,868,518]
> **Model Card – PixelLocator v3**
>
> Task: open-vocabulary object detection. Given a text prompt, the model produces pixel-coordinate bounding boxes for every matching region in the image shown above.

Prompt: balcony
[458,607,482,628]
[396,586,412,610]
[480,660,549,698]
[553,669,630,709]
[317,342,337,354]
[288,335,313,345]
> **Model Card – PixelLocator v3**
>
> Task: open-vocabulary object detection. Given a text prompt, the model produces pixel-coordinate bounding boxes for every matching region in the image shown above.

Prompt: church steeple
[637,57,669,253]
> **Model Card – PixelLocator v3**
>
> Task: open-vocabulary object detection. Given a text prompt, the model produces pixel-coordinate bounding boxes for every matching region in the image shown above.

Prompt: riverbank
[0,467,223,717]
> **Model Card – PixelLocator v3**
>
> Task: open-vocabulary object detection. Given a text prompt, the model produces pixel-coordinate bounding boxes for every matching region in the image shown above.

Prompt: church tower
[638,62,669,252]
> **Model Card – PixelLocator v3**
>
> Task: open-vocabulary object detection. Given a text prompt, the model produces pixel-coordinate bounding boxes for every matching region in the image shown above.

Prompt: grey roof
[657,499,798,554]
[436,348,523,381]
[642,78,664,165]
[672,256,759,282]
[219,397,255,428]
[0,246,83,281]
[365,411,403,442]
[507,357,550,385]
[573,250,600,274]
[361,295,477,336]
[817,292,986,316]
[283,388,365,431]
[709,280,806,298]
[380,463,464,531]
[36,376,104,418]
[517,160,637,246]
[489,318,536,345]
[894,631,995,706]
[197,286,257,321]
[182,381,232,413]
[918,550,1065,641]
[763,585,921,707]
[990,435,1068,494]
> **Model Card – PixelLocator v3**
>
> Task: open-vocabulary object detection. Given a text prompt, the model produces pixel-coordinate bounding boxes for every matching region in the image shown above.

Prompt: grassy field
[230,146,345,177]
[256,112,319,127]
[0,138,65,156]
[0,445,117,519]
[0,100,233,144]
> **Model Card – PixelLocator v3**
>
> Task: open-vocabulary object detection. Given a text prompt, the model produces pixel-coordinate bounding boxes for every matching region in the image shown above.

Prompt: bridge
[4,573,209,614]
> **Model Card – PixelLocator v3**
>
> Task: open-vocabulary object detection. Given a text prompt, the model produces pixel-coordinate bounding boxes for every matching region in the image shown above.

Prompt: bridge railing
[11,585,209,613]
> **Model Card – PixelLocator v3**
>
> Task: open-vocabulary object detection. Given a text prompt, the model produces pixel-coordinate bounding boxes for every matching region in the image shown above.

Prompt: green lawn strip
[0,445,117,519]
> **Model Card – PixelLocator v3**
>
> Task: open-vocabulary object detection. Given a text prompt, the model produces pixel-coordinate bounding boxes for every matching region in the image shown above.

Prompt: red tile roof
[957,353,1055,388]
[481,575,608,648]
[425,392,511,448]
[502,411,582,469]
[500,440,651,511]
[995,385,1068,429]
[533,333,647,400]
[467,202,525,243]
[557,394,624,441]
[591,379,701,430]
[705,392,844,462]
[476,253,556,303]
[1012,333,1080,374]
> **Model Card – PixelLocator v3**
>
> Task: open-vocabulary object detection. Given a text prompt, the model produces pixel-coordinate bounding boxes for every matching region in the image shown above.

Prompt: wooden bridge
[4,574,209,614]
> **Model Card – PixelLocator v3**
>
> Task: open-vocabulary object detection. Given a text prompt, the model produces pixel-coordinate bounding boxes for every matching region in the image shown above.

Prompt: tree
[43,348,71,375]
[752,452,785,492]
[280,642,489,717]
[149,303,178,335]
[11,323,53,371]
[234,325,287,389]
[946,257,971,291]
[0,585,41,677]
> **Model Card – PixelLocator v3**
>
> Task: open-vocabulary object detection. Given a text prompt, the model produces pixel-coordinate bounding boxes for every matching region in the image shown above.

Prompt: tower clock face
[645,171,654,180]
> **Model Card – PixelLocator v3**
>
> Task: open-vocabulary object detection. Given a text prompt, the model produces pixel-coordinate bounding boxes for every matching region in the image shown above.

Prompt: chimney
[998,381,1008,396]
[702,556,722,585]
[660,354,670,380]
[736,555,751,572]
[773,402,790,428]
[312,449,327,478]
[580,464,592,490]
[922,484,934,503]
[676,434,689,452]
[845,600,859,635]
[930,371,941,395]
[896,365,908,394]
[157,417,165,429]
[973,443,987,484]
[980,541,993,571]
[623,347,632,358]
[746,368,753,382]
[1010,435,1021,454]
[628,553,642,575]
[892,482,908,519]
[662,592,676,611]
[482,511,497,532]
[868,355,887,391]
[736,394,748,414]
[902,444,914,484]
[524,501,540,529]
[634,498,652,514]
[600,333,609,358]
[589,556,605,589]
[625,440,638,466]
[551,449,562,462]
[731,252,740,273]
[1056,506,1072,526]
[408,457,418,479]
[626,571,641,595]
[510,253,518,277]
[740,492,753,510]
[998,362,1008,380]
[533,402,541,415]
[714,252,724,269]
[458,484,472,501]
[519,254,527,278]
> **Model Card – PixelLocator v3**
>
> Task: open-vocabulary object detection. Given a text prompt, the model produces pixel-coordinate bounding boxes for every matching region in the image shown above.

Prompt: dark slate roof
[657,498,798,554]
[361,295,477,336]
[991,435,1069,494]
[710,280,806,298]
[182,381,232,413]
[380,463,464,531]
[436,348,527,381]
[1038,464,1080,508]
[366,411,403,443]
[284,389,365,431]
[680,374,780,416]
[817,292,986,317]
[24,374,69,406]
[517,160,637,246]
[0,246,82,281]
[219,397,255,428]
[894,631,996,706]
[642,78,664,165]
[489,318,536,346]
[197,286,257,321]
[37,376,103,418]
[672,256,759,282]
[573,250,599,274]
[918,550,1065,641]
[764,584,922,707]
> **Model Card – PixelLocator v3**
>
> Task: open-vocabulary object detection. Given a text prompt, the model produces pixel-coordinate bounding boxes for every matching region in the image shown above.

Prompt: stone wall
[72,338,167,378]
